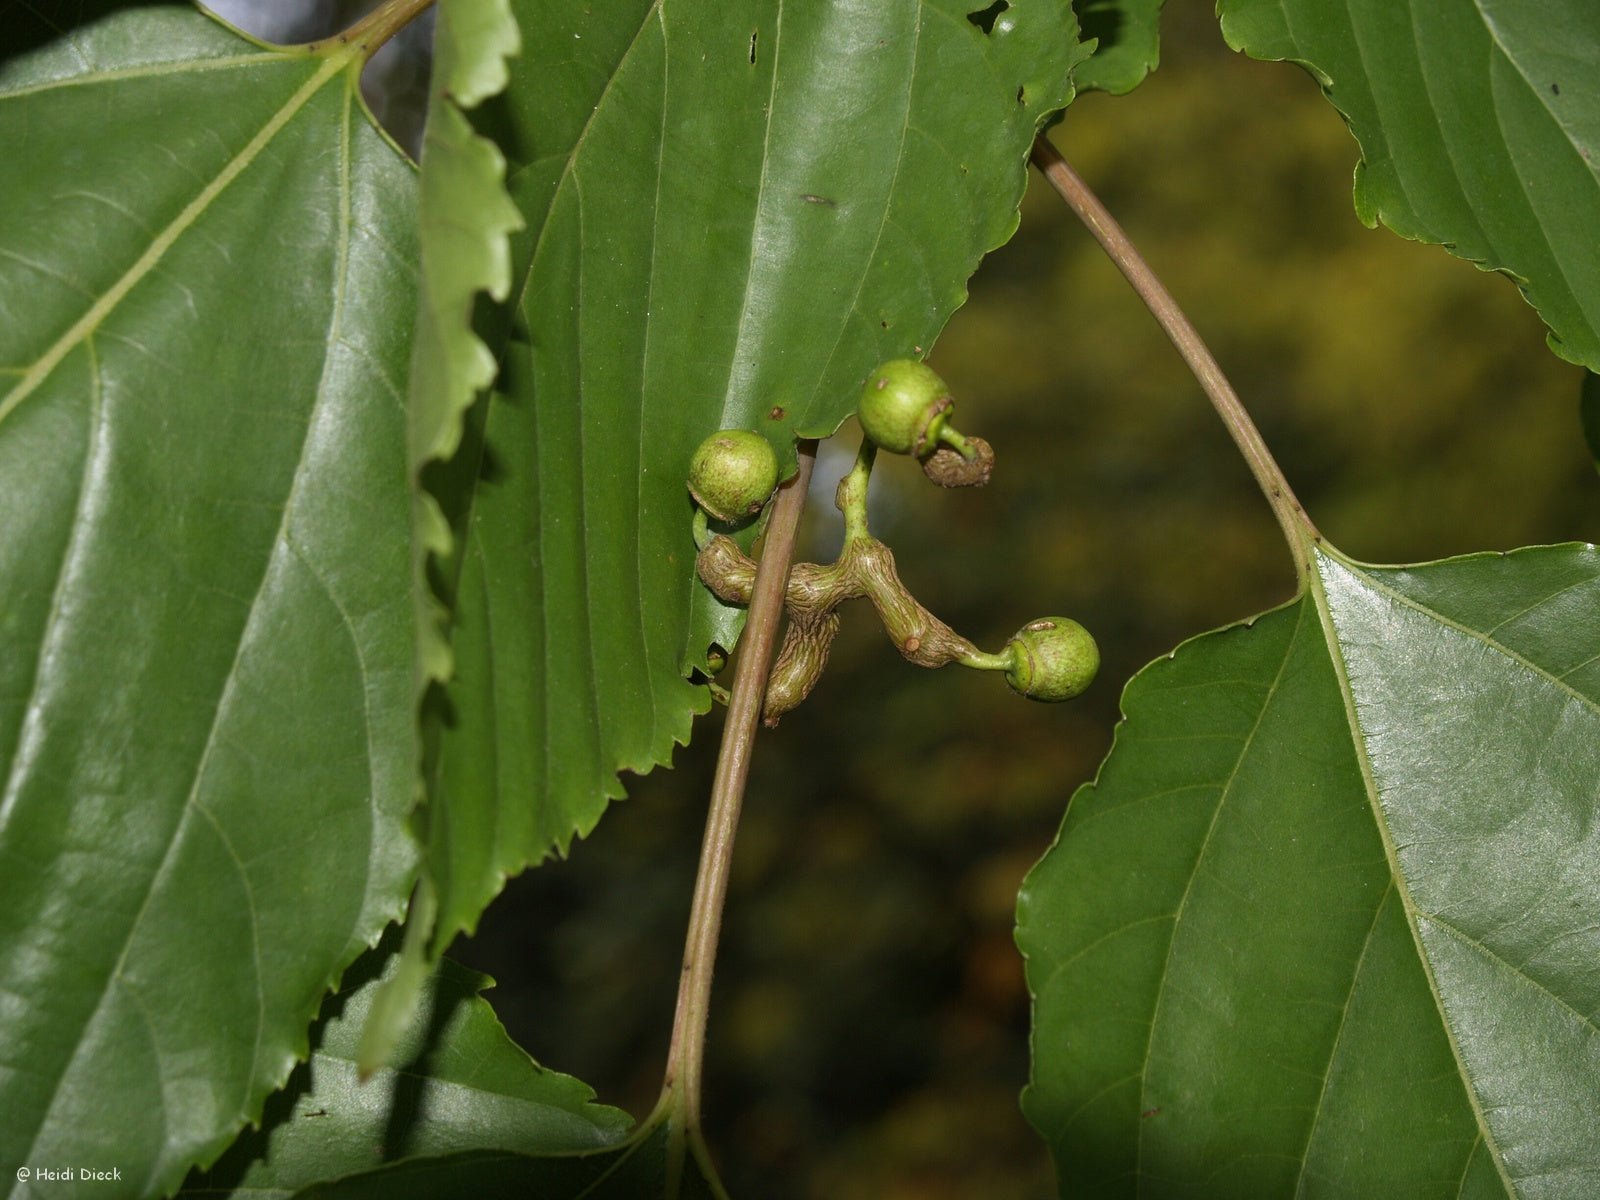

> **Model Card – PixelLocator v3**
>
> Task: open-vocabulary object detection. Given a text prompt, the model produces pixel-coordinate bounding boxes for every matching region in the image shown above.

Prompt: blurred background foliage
[213,1,1599,1195]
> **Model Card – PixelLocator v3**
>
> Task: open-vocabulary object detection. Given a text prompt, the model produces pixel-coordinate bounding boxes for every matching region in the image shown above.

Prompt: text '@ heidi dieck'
[15,1167,123,1185]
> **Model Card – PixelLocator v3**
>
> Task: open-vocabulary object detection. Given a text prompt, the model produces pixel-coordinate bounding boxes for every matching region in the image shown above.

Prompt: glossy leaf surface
[423,0,1091,949]
[1019,543,1600,1197]
[0,10,418,1195]
[1218,0,1600,370]
[182,953,628,1198]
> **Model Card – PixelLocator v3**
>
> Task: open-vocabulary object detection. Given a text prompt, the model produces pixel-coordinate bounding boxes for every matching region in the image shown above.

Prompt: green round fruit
[1003,617,1098,702]
[858,359,954,457]
[687,429,780,523]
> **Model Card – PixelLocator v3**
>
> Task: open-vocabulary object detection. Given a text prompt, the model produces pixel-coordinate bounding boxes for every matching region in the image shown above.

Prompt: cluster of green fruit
[688,360,1097,723]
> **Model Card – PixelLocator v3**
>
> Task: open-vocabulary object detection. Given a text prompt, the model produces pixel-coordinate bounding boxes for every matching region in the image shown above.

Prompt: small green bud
[1004,617,1098,702]
[688,429,779,523]
[858,359,954,457]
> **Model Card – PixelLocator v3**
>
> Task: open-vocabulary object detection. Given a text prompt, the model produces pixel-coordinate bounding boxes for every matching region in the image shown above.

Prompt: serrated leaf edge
[1215,4,1600,371]
[410,0,524,697]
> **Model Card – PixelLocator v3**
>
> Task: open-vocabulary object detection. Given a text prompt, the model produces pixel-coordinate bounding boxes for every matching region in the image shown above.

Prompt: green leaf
[284,1111,726,1200]
[1019,543,1600,1196]
[407,0,522,693]
[0,9,418,1193]
[1217,0,1600,370]
[360,0,524,1073]
[181,951,629,1198]
[1071,0,1165,95]
[422,0,1092,949]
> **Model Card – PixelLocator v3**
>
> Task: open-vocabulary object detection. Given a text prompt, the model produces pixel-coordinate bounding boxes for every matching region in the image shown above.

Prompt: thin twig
[661,440,818,1126]
[1030,134,1318,579]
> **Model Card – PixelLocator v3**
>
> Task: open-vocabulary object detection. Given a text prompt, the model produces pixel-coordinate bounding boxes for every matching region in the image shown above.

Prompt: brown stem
[312,0,434,57]
[1029,134,1319,580]
[660,440,818,1127]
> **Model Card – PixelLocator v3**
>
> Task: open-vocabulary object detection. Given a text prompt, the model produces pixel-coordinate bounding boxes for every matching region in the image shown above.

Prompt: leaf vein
[0,54,345,431]
[1291,882,1395,1198]
[0,51,285,101]
[810,6,921,409]
[1133,599,1308,1193]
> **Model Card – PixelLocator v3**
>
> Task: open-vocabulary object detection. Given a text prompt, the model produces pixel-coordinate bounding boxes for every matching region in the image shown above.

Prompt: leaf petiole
[1030,134,1320,584]
[312,0,434,60]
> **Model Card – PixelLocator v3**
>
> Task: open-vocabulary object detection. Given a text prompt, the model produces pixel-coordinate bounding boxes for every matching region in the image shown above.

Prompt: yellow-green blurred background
[216,1,1599,1194]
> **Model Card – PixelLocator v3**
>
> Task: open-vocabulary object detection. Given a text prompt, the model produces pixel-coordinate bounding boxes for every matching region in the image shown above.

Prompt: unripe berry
[1004,617,1098,702]
[858,359,954,457]
[687,429,779,523]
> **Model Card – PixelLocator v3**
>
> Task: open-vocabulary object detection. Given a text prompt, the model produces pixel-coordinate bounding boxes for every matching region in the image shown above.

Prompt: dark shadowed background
[209,2,1600,1194]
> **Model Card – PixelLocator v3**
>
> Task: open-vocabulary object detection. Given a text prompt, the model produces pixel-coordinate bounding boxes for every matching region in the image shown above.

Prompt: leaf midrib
[0,51,346,430]
[436,0,664,649]
[1308,548,1519,1197]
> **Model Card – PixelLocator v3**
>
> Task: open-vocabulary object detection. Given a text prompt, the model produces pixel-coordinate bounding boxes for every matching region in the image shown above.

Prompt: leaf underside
[1218,0,1600,371]
[1019,542,1600,1198]
[421,0,1093,950]
[0,9,418,1194]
